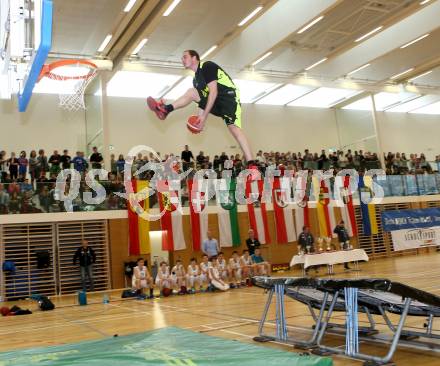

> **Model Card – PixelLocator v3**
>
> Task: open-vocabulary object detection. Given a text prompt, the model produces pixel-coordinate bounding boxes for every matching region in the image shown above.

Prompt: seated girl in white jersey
[229,251,244,287]
[132,257,154,299]
[187,257,201,293]
[156,261,173,297]
[217,252,230,283]
[171,259,188,295]
[208,256,230,291]
[240,249,254,286]
[199,254,211,291]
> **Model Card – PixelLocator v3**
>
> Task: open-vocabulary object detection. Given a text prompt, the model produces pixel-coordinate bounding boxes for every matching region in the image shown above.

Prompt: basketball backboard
[0,0,53,111]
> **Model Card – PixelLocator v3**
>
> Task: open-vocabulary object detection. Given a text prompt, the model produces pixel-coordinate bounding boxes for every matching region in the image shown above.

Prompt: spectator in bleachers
[38,186,51,212]
[9,191,19,214]
[0,151,6,182]
[29,150,37,185]
[0,184,9,214]
[116,154,125,176]
[181,145,194,171]
[318,150,328,170]
[49,150,61,175]
[196,151,205,168]
[36,171,49,194]
[255,150,264,164]
[7,152,19,180]
[134,152,143,173]
[60,149,71,170]
[420,153,432,173]
[72,151,87,175]
[233,154,242,172]
[7,180,20,195]
[213,155,221,172]
[110,154,117,175]
[20,190,36,214]
[36,149,48,179]
[89,146,103,169]
[219,152,228,167]
[20,179,33,193]
[18,151,28,180]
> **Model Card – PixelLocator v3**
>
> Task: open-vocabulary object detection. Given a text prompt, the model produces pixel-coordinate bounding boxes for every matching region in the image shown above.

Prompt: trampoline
[252,276,440,366]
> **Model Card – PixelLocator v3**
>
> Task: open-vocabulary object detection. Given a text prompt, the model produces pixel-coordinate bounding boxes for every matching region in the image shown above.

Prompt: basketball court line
[58,311,110,338]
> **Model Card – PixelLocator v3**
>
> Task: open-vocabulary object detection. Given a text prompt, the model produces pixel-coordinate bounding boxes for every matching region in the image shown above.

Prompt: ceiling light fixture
[347,63,371,76]
[297,15,324,34]
[131,38,148,55]
[163,0,182,17]
[200,45,218,59]
[355,26,383,42]
[252,51,272,66]
[409,70,433,82]
[123,0,137,12]
[390,68,414,80]
[97,34,112,53]
[400,33,429,48]
[238,6,263,26]
[305,57,328,71]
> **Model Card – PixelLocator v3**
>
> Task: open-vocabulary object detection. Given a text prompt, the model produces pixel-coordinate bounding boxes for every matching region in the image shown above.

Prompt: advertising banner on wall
[391,227,440,251]
[382,208,440,232]
[382,208,440,251]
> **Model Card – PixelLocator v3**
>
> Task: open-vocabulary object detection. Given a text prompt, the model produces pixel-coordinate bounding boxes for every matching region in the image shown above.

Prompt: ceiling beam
[212,0,343,71]
[313,0,440,78]
[391,55,440,84]
[108,0,174,72]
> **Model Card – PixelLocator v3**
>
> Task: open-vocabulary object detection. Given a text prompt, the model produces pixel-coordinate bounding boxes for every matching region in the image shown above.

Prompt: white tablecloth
[290,249,369,269]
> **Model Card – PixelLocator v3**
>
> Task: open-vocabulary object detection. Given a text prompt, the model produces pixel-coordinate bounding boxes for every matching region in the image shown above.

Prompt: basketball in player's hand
[187,115,203,134]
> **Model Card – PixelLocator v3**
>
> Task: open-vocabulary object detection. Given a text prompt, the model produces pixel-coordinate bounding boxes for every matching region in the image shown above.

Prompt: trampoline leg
[308,292,330,345]
[379,306,397,333]
[378,297,412,365]
[257,288,274,337]
[275,284,288,341]
[426,314,434,336]
[316,290,340,346]
[307,303,318,323]
[364,307,377,333]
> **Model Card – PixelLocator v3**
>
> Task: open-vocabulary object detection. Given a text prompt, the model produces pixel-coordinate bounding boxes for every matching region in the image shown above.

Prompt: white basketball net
[46,63,98,112]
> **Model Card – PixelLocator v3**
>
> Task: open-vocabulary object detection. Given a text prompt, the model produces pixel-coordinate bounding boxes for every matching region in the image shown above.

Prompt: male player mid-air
[147,50,256,169]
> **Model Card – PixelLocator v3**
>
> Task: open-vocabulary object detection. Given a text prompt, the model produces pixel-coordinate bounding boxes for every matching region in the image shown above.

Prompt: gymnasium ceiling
[47,0,440,110]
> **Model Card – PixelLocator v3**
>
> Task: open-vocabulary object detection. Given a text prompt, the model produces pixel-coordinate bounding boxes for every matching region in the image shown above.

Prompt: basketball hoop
[39,59,98,112]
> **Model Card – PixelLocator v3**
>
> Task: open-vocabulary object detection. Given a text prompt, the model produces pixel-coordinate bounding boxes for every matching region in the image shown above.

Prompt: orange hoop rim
[39,59,98,81]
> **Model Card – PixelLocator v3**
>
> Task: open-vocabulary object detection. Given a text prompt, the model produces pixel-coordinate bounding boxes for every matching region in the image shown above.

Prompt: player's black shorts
[197,91,242,128]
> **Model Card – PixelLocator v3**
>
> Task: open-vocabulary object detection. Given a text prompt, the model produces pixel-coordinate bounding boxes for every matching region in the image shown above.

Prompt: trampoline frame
[253,277,440,366]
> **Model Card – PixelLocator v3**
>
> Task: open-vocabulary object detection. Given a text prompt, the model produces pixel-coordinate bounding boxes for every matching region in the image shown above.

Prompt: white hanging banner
[391,227,440,251]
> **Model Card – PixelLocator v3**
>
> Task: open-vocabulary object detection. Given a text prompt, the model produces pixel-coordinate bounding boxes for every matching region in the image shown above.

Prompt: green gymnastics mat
[0,327,332,366]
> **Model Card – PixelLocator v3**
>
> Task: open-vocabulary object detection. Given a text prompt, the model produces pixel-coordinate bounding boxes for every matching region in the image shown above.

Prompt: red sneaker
[147,97,168,120]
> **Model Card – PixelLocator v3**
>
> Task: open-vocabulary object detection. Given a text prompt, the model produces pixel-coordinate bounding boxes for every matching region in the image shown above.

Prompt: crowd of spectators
[0,145,437,215]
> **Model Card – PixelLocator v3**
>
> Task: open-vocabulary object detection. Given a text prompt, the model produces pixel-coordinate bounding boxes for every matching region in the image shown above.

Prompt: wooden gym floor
[1,252,440,365]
